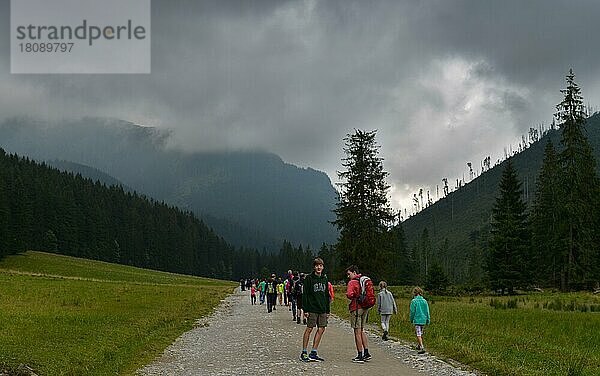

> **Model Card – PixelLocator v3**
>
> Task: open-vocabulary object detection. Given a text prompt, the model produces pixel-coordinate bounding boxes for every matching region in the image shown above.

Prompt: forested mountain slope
[401,113,600,283]
[0,148,234,279]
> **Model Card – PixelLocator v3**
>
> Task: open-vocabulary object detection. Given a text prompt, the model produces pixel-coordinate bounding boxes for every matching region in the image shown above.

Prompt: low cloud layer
[2,0,599,211]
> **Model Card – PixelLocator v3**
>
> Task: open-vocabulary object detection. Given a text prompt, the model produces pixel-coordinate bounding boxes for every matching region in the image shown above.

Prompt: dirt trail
[137,288,477,376]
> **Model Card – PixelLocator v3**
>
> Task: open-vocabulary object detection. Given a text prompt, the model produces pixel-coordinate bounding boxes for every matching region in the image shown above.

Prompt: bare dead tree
[467,162,473,181]
[413,193,419,213]
[442,178,449,197]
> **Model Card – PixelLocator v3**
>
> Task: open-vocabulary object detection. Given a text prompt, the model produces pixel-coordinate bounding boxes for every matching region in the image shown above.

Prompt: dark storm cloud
[2,0,600,209]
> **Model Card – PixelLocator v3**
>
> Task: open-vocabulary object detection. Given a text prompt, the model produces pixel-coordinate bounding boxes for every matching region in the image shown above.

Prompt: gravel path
[137,288,480,376]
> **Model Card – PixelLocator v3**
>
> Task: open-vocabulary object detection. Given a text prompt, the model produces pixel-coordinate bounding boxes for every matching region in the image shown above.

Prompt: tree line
[333,70,600,292]
[0,149,328,280]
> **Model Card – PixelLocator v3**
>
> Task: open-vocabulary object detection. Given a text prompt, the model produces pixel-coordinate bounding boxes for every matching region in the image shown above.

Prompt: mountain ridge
[0,117,338,250]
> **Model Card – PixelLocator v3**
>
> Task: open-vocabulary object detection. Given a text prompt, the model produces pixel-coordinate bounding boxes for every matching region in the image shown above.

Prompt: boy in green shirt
[300,257,330,362]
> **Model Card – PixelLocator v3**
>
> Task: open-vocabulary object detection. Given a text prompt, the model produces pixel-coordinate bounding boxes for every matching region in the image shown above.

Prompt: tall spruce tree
[333,129,395,279]
[488,160,530,294]
[554,69,600,290]
[530,139,562,287]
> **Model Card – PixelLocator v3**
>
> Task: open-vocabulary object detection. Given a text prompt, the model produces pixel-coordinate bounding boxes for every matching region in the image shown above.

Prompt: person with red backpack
[346,265,375,363]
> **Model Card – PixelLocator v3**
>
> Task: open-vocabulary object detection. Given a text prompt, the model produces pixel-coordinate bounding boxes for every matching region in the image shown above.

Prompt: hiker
[346,265,373,363]
[266,274,278,313]
[240,279,245,291]
[258,278,267,305]
[377,281,397,340]
[295,272,305,324]
[277,278,285,305]
[410,286,430,354]
[250,284,257,305]
[285,269,294,306]
[289,271,299,322]
[299,258,330,362]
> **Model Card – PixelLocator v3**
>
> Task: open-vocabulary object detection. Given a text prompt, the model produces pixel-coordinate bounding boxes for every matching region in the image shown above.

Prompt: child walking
[250,284,257,305]
[409,286,430,354]
[377,281,397,341]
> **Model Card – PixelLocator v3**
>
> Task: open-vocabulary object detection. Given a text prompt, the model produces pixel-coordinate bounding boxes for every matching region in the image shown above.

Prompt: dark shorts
[296,295,303,310]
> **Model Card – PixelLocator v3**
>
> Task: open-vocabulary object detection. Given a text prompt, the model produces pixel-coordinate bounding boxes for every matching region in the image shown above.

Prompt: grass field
[0,251,236,375]
[331,286,600,376]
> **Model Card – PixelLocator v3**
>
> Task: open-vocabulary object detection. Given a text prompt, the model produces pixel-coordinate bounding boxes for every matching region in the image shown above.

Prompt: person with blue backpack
[345,265,375,363]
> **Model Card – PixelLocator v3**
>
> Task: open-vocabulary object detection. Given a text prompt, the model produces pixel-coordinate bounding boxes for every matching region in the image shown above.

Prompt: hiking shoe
[292,316,297,321]
[382,331,388,341]
[309,352,324,361]
[418,348,426,354]
[296,317,301,324]
[300,352,310,362]
[351,356,365,363]
[363,353,372,361]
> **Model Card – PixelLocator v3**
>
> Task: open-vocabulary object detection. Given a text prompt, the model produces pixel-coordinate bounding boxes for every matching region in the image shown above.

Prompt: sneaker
[292,316,297,321]
[300,352,310,362]
[382,331,388,341]
[309,352,325,362]
[418,348,426,354]
[297,317,301,324]
[363,353,372,361]
[351,356,365,363]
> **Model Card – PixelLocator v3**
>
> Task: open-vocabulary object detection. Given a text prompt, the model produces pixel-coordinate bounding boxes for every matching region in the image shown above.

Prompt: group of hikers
[242,257,431,364]
[242,270,311,320]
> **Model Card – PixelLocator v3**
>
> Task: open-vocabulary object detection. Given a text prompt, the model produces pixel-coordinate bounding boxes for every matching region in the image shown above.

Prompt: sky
[2,0,600,213]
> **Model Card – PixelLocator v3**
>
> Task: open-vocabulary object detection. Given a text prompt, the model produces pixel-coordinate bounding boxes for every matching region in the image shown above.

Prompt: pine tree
[488,160,530,294]
[333,129,395,278]
[554,69,600,290]
[426,261,450,294]
[530,139,562,288]
[417,227,433,283]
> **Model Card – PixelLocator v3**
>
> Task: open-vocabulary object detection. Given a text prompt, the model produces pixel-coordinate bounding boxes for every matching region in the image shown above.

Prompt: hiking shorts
[306,312,328,328]
[350,308,368,329]
[415,325,424,337]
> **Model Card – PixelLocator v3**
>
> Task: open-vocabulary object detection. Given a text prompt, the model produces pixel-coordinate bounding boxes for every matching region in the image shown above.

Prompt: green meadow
[0,251,236,375]
[331,286,600,376]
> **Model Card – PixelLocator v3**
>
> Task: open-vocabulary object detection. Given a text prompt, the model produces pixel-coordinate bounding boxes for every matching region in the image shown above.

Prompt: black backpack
[293,278,303,297]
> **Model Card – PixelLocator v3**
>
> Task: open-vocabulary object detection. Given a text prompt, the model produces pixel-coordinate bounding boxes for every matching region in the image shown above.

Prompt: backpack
[327,282,334,302]
[293,278,303,297]
[357,276,376,309]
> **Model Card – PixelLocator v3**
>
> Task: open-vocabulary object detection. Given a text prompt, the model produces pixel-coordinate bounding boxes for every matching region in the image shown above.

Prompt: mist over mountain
[0,117,338,249]
[46,159,130,190]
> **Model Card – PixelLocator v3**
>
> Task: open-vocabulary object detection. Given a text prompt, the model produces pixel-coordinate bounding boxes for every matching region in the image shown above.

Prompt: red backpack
[357,276,376,309]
